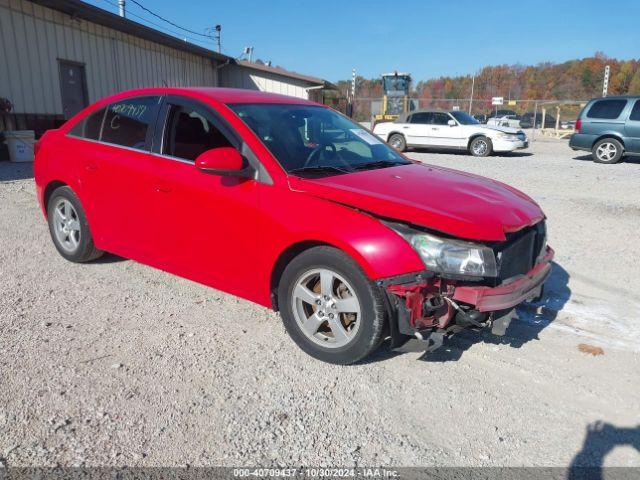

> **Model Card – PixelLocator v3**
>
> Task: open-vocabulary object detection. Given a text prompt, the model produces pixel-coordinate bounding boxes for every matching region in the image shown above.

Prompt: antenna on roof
[243,46,254,62]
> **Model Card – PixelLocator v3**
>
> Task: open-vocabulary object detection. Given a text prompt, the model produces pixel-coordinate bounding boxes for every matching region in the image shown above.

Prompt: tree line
[333,53,640,104]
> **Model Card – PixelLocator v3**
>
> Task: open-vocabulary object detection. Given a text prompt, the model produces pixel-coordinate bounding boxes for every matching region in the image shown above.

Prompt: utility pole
[351,68,356,103]
[214,24,221,53]
[468,75,475,114]
[117,0,125,17]
[346,68,356,118]
[603,65,610,97]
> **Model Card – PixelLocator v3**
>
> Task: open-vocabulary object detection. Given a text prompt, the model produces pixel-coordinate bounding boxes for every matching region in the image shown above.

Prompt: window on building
[586,99,627,119]
[101,96,160,150]
[162,104,232,161]
[630,100,640,121]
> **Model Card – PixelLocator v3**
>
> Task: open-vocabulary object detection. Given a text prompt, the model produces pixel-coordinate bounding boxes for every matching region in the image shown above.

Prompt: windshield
[228,104,410,177]
[383,76,409,93]
[450,111,480,125]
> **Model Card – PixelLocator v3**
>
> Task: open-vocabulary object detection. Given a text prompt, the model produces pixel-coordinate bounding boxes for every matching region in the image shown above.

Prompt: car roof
[93,87,320,106]
[396,109,453,122]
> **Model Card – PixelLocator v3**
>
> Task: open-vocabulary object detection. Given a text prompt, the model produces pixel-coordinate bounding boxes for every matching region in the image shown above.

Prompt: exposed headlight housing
[385,222,498,278]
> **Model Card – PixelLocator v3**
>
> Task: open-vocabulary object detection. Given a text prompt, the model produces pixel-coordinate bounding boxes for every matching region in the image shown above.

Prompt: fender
[592,132,626,148]
[254,185,425,308]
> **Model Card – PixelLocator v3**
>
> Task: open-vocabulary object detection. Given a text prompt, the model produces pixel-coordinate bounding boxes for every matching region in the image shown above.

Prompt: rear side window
[101,96,161,150]
[69,107,106,140]
[630,100,640,121]
[586,99,627,119]
[410,112,432,124]
[163,104,232,161]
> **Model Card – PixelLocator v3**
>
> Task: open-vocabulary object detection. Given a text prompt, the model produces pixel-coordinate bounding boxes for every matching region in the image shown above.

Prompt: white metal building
[219,60,335,103]
[0,0,335,140]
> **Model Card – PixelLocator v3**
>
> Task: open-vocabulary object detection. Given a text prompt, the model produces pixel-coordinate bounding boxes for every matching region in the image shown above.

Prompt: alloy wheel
[291,268,361,348]
[52,198,81,253]
[596,142,618,161]
[390,136,403,149]
[473,139,488,155]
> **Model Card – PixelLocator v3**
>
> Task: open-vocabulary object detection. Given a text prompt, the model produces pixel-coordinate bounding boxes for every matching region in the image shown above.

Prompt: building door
[58,60,88,119]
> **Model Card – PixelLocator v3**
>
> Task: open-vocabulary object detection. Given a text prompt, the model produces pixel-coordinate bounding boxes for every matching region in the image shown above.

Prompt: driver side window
[163,104,232,162]
[431,113,451,125]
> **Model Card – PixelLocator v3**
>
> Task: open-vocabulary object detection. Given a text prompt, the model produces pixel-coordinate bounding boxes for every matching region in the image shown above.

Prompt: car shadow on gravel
[573,154,640,165]
[419,262,571,363]
[408,148,533,158]
[568,421,640,479]
[91,253,128,264]
[0,160,33,181]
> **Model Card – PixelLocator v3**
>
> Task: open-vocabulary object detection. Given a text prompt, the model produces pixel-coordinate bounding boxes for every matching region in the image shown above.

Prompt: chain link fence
[326,97,587,137]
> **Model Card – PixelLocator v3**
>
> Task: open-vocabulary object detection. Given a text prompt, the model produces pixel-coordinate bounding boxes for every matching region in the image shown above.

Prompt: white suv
[373,110,529,157]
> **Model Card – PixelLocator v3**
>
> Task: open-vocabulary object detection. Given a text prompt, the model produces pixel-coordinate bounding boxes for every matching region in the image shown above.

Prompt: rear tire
[469,136,492,157]
[592,138,624,164]
[278,246,386,365]
[387,133,407,152]
[47,186,103,263]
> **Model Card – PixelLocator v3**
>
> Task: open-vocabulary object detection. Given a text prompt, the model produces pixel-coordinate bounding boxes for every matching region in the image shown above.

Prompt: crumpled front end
[381,229,554,352]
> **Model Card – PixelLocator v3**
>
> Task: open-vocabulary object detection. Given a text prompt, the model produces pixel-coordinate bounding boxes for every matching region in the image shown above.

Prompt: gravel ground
[0,137,638,468]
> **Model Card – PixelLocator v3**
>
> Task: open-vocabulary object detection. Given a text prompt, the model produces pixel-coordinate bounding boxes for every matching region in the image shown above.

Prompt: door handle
[156,185,172,193]
[85,164,98,172]
[431,127,439,130]
[402,126,409,129]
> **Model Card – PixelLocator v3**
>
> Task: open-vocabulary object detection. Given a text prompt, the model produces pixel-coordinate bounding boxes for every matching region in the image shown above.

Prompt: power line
[97,0,217,46]
[127,0,211,39]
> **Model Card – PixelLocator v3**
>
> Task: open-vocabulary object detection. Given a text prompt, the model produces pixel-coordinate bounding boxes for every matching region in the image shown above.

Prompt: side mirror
[195,147,251,177]
[447,119,457,127]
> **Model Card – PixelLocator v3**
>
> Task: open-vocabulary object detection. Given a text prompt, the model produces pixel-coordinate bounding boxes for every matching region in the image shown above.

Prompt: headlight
[496,131,518,140]
[385,222,498,278]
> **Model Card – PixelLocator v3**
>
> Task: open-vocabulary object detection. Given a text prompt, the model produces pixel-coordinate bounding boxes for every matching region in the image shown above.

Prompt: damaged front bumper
[381,246,554,352]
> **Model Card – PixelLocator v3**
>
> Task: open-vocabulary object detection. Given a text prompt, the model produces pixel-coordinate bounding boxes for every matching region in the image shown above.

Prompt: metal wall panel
[0,0,218,115]
[219,64,313,100]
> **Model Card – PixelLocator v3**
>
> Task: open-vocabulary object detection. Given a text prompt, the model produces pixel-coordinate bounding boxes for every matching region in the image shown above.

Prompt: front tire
[278,246,386,365]
[592,138,624,164]
[47,186,103,263]
[469,136,492,157]
[387,133,407,152]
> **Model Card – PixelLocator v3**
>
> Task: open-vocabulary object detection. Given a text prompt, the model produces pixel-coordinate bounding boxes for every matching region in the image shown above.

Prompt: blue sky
[86,0,640,82]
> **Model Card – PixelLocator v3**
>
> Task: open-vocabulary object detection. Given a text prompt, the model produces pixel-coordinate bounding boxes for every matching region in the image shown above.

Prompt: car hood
[288,163,544,241]
[477,124,521,134]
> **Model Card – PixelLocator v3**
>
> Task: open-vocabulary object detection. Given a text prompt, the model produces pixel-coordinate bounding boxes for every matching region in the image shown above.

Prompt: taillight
[575,118,582,133]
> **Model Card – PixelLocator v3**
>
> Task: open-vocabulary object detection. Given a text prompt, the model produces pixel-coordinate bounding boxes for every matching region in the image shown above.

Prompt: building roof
[187,87,320,104]
[237,61,338,90]
[29,0,338,90]
[31,0,232,62]
[88,87,320,107]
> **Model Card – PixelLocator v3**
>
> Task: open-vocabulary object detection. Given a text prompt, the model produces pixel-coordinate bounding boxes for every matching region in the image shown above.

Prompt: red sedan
[34,87,553,364]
